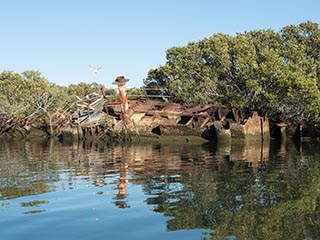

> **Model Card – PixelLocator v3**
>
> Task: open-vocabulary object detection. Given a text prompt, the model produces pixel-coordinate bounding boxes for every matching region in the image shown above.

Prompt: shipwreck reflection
[113,146,130,208]
[0,138,273,201]
[1,138,320,239]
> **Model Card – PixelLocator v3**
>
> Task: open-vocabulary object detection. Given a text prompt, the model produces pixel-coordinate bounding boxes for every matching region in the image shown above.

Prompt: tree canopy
[1,21,319,126]
[144,21,320,124]
[0,71,107,120]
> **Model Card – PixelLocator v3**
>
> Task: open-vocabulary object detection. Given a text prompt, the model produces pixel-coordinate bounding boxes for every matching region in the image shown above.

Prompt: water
[0,138,320,240]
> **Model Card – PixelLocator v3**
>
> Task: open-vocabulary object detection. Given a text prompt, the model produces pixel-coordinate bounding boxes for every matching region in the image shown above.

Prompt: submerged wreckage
[0,76,320,142]
[3,76,317,142]
[58,76,270,143]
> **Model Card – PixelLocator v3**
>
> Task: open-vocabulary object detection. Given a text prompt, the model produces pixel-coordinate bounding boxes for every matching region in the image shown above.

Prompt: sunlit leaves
[0,71,34,118]
[0,71,110,128]
[145,21,320,124]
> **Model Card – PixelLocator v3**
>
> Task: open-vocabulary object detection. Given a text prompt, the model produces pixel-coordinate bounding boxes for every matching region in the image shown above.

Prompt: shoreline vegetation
[1,21,320,142]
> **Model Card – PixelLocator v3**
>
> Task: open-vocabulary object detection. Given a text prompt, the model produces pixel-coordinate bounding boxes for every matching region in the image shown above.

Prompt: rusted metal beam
[113,76,130,124]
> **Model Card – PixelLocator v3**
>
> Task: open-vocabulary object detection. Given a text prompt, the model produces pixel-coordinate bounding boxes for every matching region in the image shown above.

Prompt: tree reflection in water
[0,138,320,239]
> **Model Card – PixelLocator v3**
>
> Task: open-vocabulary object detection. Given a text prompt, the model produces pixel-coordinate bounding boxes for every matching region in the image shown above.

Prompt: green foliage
[1,21,319,125]
[127,87,147,99]
[145,21,320,124]
[0,70,53,119]
[0,71,29,118]
[66,82,118,103]
[0,71,107,126]
[67,82,100,100]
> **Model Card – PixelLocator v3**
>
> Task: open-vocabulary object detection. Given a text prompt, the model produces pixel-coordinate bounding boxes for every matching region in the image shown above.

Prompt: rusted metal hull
[79,99,270,142]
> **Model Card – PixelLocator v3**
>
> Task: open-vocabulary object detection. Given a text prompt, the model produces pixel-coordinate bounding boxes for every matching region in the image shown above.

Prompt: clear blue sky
[1,0,319,88]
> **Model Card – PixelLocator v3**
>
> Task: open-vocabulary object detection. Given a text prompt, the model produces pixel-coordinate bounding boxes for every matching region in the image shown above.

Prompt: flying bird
[89,65,102,74]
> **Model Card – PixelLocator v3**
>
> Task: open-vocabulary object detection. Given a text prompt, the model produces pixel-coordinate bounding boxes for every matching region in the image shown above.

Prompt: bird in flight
[89,65,102,74]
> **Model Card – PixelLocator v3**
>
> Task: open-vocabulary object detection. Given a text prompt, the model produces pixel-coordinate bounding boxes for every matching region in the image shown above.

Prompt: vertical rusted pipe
[113,76,129,123]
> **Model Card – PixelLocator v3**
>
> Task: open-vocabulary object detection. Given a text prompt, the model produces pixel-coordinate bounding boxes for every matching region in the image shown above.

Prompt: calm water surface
[0,138,320,240]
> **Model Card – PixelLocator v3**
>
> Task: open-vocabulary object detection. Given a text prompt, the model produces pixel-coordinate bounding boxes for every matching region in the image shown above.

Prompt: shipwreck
[57,76,270,143]
[4,76,317,142]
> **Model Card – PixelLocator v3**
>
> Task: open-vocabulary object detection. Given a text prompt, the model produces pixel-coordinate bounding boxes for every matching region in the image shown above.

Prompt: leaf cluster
[145,21,320,123]
[0,71,111,122]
